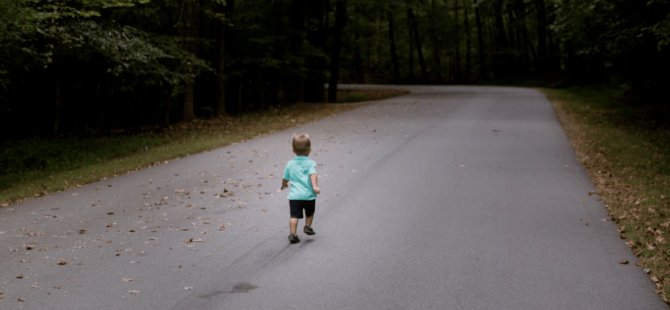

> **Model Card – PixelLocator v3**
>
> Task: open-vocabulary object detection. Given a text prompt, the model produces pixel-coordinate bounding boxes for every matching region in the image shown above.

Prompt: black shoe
[288,234,300,243]
[304,226,315,236]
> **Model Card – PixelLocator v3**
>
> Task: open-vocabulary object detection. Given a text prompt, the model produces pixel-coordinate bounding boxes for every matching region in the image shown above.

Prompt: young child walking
[281,133,320,243]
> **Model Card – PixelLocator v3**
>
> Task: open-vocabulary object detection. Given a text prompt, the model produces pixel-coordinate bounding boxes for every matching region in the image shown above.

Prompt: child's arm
[310,174,320,194]
[281,179,289,190]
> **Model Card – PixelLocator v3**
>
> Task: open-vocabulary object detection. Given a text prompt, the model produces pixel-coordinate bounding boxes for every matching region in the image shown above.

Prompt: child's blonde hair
[292,133,311,155]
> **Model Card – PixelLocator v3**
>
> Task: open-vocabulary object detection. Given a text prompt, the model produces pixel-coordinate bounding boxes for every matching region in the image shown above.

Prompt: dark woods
[1,0,668,138]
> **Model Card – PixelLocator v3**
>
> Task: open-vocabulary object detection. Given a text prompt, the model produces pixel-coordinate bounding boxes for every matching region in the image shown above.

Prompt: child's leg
[289,217,298,235]
[304,200,316,228]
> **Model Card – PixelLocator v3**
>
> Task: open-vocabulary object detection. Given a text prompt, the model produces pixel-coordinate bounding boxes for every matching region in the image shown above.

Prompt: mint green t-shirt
[283,156,317,200]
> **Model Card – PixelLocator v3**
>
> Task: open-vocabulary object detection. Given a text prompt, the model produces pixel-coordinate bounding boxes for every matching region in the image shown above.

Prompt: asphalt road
[0,86,666,310]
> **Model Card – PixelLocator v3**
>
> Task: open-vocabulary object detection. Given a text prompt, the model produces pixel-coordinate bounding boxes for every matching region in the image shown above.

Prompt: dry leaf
[128,289,140,295]
[58,260,68,266]
[122,277,133,283]
[618,259,630,265]
[656,235,665,244]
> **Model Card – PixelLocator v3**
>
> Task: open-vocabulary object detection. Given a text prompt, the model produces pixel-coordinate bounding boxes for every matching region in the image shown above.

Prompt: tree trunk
[408,8,428,82]
[52,65,62,137]
[290,0,306,103]
[303,0,328,102]
[179,0,200,122]
[353,40,365,83]
[512,1,537,65]
[474,0,486,79]
[215,0,233,116]
[453,1,461,82]
[407,8,415,80]
[464,0,472,82]
[493,0,507,48]
[328,0,346,103]
[430,0,443,79]
[388,6,400,83]
[183,80,196,122]
[534,0,547,73]
[164,93,172,127]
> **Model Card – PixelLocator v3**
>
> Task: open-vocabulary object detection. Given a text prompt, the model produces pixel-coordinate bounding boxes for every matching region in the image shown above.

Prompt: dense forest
[1,0,668,138]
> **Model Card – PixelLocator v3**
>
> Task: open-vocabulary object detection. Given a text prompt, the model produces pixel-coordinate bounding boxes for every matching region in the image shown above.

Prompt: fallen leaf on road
[58,260,68,266]
[17,297,25,302]
[0,292,3,300]
[122,277,133,283]
[16,274,24,279]
[618,259,630,265]
[128,289,140,295]
[218,224,225,231]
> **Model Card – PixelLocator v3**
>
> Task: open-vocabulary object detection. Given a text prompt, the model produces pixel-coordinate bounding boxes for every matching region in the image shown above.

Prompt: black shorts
[289,200,316,219]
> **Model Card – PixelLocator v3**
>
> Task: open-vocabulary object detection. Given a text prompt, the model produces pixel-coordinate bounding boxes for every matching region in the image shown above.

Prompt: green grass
[0,88,406,206]
[543,86,670,303]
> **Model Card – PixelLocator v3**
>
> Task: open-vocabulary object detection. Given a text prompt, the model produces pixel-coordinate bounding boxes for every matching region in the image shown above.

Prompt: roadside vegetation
[0,89,406,206]
[544,86,670,303]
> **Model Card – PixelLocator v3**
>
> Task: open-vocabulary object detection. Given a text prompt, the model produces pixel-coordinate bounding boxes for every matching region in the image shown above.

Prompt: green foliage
[552,0,670,98]
[2,0,668,138]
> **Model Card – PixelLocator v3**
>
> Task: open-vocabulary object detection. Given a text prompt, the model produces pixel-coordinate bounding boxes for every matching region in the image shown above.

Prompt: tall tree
[328,0,347,102]
[463,0,471,82]
[213,0,233,116]
[408,7,428,81]
[178,0,200,122]
[474,0,486,79]
[388,4,401,82]
[534,0,547,73]
[452,0,461,81]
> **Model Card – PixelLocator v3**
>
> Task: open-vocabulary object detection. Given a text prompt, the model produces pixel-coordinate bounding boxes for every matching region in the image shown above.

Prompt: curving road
[0,86,666,309]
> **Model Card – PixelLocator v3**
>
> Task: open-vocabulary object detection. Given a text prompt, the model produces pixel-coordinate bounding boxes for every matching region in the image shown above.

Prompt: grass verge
[0,88,407,206]
[543,86,670,303]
